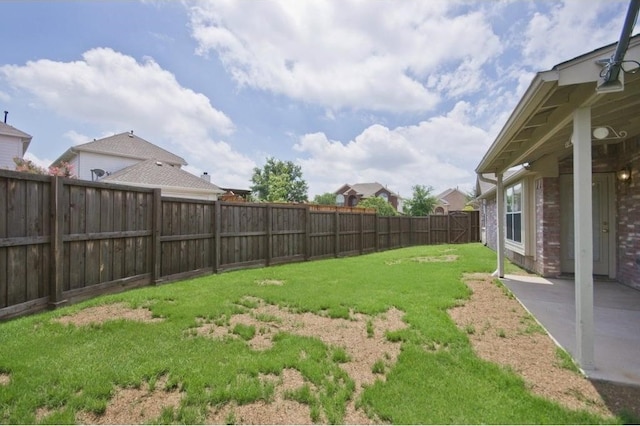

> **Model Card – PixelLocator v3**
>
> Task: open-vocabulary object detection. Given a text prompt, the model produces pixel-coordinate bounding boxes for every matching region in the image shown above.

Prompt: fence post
[409,217,414,246]
[374,214,380,252]
[334,210,340,257]
[447,213,451,244]
[388,216,392,248]
[305,205,311,261]
[151,188,162,283]
[213,201,221,273]
[49,176,66,308]
[427,215,431,245]
[467,211,472,243]
[266,204,272,266]
[359,212,364,255]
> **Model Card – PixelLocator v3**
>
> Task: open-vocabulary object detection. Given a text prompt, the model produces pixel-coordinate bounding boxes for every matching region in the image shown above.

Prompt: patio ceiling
[477,35,640,175]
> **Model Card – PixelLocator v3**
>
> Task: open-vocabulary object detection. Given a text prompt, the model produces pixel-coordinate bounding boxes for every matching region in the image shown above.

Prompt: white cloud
[295,102,493,197]
[0,90,9,102]
[1,48,234,137]
[0,47,256,188]
[64,130,91,146]
[188,0,503,113]
[23,152,53,171]
[522,1,630,69]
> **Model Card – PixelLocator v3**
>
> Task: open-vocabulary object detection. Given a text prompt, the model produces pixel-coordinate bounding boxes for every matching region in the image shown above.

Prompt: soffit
[477,35,640,174]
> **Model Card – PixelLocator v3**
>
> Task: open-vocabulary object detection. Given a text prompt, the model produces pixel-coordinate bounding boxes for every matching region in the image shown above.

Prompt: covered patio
[475,19,640,373]
[502,274,640,386]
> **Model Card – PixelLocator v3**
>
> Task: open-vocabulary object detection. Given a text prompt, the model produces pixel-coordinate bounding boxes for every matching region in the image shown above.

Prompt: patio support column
[495,173,505,278]
[573,106,595,370]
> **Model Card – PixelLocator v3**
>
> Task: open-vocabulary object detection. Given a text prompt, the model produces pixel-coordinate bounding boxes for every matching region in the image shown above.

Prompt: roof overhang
[476,34,640,175]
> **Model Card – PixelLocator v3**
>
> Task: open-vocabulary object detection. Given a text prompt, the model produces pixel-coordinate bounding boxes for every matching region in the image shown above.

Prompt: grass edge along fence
[0,170,479,320]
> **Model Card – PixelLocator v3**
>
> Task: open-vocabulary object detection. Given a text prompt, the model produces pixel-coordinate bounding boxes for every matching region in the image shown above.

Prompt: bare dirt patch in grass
[449,273,612,417]
[54,303,163,326]
[197,300,406,423]
[35,407,54,422]
[76,375,182,425]
[256,279,285,286]
[207,369,313,425]
[0,373,10,386]
[412,255,458,263]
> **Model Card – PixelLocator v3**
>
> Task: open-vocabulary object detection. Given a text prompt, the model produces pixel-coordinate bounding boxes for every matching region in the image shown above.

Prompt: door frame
[559,172,616,278]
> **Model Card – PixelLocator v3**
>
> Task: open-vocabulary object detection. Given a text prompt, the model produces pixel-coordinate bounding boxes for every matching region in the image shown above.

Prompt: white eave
[476,34,640,176]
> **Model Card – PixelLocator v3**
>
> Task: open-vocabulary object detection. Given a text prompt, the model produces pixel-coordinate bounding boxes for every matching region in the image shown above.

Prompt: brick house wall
[615,139,640,291]
[534,177,561,276]
[483,197,497,251]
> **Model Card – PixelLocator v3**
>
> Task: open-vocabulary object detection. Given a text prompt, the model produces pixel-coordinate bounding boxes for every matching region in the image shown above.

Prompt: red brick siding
[535,177,561,277]
[615,139,640,290]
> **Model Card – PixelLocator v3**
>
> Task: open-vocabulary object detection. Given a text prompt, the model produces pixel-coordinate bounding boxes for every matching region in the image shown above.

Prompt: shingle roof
[435,188,455,202]
[52,131,187,166]
[339,182,399,197]
[101,159,224,193]
[0,122,32,153]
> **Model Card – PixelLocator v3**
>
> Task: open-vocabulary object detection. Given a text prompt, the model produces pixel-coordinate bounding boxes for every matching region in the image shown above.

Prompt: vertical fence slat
[151,188,161,283]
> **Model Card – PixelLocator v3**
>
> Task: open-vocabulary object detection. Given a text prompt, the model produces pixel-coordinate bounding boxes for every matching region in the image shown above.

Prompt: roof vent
[155,161,163,166]
[128,130,134,138]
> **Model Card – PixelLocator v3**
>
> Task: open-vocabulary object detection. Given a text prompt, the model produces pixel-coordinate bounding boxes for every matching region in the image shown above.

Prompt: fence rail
[0,170,479,320]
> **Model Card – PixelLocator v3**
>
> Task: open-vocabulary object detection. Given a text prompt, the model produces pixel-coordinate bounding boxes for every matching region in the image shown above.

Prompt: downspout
[477,173,497,186]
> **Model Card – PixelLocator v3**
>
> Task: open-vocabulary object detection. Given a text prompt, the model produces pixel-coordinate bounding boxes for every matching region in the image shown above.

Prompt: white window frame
[505,181,525,255]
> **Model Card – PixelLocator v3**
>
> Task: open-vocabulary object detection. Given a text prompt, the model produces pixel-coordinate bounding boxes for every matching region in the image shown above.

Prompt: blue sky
[0,0,635,199]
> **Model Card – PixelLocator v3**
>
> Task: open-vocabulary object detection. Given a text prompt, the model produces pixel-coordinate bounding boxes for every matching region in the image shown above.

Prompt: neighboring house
[334,182,400,210]
[51,131,224,200]
[0,121,32,170]
[433,188,469,214]
[101,159,224,200]
[475,33,640,368]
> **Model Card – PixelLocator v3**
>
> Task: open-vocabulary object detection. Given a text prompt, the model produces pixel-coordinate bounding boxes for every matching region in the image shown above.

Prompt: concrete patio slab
[500,274,640,386]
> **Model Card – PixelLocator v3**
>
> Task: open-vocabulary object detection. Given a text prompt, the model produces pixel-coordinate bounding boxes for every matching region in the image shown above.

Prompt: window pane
[513,183,522,212]
[513,212,522,242]
[506,214,513,240]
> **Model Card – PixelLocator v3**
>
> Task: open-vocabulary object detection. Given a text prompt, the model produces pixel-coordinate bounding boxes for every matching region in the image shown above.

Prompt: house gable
[0,122,32,170]
[51,131,189,181]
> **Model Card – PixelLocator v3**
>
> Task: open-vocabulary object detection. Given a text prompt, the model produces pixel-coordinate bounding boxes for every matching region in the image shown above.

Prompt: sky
[0,0,636,200]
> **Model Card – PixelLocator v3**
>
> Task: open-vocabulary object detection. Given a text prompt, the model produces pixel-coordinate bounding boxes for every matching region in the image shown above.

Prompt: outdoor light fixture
[592,126,610,139]
[617,165,632,182]
[591,125,628,141]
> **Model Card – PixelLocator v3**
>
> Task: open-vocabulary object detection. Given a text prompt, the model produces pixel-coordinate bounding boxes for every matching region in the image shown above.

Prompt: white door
[560,173,615,277]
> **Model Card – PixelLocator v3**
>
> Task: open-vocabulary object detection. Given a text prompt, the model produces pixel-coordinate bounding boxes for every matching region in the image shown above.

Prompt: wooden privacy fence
[0,170,479,320]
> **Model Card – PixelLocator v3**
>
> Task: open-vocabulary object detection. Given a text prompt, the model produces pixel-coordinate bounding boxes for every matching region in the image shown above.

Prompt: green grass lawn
[0,244,618,424]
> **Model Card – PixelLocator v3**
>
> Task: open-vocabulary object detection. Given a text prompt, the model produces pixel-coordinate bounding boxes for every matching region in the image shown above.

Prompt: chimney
[128,130,134,138]
[3,111,7,123]
[201,172,211,182]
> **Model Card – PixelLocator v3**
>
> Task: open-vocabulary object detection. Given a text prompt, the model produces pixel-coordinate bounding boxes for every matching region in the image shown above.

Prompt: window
[505,183,522,243]
[336,194,345,206]
[380,192,389,202]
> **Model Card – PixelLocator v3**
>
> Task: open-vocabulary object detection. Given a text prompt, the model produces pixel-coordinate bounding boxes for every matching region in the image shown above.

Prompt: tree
[250,157,308,202]
[404,185,438,216]
[357,196,397,216]
[313,192,337,205]
[13,157,75,177]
